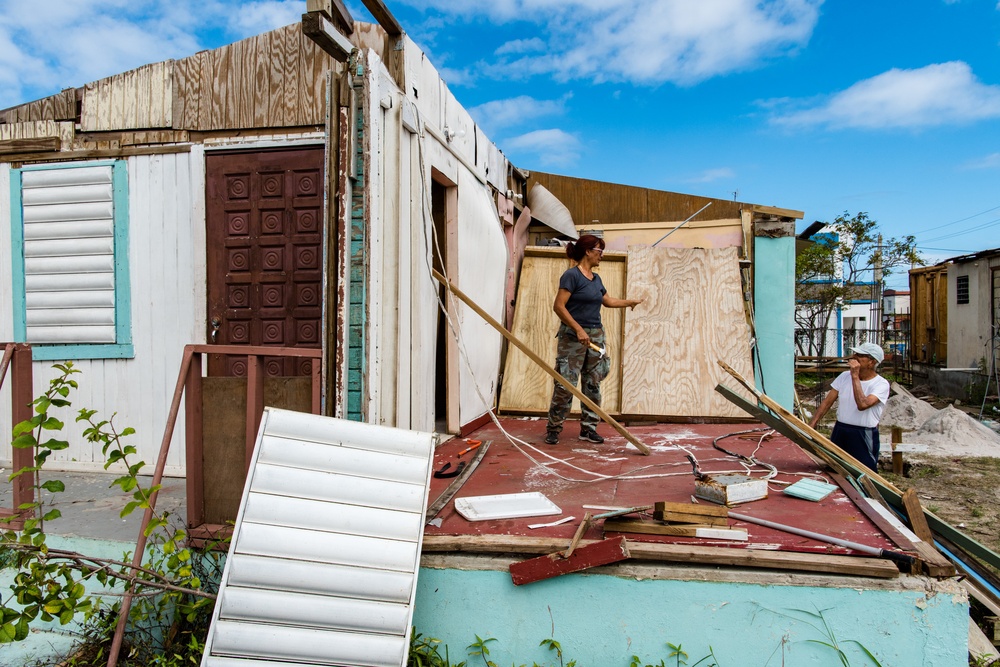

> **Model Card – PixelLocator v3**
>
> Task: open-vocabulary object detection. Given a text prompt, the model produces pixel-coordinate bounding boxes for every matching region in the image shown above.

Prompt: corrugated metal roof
[201,408,435,667]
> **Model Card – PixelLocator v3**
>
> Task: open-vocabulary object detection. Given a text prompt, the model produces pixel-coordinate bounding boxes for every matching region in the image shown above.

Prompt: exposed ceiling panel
[201,408,436,667]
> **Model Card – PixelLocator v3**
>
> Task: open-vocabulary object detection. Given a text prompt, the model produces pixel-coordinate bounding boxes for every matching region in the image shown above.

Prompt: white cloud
[961,152,1000,170]
[396,0,823,85]
[771,61,1000,130]
[495,37,545,56]
[0,0,296,106]
[685,167,736,183]
[469,94,570,135]
[228,0,303,35]
[504,128,581,168]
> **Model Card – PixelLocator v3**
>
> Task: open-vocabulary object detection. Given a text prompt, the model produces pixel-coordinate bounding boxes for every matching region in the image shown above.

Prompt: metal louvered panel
[25,272,115,291]
[20,163,117,345]
[242,492,422,540]
[201,409,435,667]
[258,435,428,484]
[25,325,116,343]
[251,463,426,512]
[22,201,113,222]
[225,555,413,603]
[22,165,112,188]
[208,621,406,667]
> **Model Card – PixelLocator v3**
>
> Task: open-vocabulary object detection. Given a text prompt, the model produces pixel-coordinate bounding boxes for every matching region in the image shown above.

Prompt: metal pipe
[651,202,712,247]
[729,511,914,566]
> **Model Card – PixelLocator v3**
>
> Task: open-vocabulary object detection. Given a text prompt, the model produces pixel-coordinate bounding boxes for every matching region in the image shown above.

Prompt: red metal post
[185,351,204,529]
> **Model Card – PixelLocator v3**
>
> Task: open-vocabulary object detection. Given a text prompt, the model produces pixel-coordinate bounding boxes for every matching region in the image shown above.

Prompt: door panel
[206,148,324,376]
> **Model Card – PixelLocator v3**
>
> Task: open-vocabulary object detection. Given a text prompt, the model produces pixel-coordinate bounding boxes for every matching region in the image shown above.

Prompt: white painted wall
[0,150,206,474]
[365,46,507,433]
[948,258,1000,369]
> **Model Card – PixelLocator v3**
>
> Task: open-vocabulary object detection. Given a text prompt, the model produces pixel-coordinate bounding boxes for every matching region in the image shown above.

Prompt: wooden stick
[431,269,651,455]
[563,513,592,559]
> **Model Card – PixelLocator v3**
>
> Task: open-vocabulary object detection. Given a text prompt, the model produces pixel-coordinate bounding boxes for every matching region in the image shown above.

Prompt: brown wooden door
[206,147,324,376]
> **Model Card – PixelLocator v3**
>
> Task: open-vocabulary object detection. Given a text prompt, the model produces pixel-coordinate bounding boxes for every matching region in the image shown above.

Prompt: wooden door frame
[431,168,460,434]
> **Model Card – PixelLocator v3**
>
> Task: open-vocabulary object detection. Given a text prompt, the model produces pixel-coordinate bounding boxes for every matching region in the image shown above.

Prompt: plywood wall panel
[499,249,625,414]
[81,61,173,131]
[620,246,754,418]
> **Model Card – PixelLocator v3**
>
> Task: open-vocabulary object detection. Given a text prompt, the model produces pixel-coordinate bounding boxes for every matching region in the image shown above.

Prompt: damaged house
[0,2,987,666]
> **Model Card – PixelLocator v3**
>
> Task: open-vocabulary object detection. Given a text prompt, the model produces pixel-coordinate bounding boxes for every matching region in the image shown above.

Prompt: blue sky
[3,0,1000,288]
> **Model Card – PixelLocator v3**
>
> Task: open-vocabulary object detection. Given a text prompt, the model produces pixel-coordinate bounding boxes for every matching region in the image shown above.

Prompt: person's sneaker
[544,431,559,445]
[579,429,604,444]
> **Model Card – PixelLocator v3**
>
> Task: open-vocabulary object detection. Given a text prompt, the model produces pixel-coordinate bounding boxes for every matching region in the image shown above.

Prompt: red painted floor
[426,418,899,557]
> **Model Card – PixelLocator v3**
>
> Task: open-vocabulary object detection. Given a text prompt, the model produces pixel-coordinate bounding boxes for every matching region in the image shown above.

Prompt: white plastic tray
[454,492,562,521]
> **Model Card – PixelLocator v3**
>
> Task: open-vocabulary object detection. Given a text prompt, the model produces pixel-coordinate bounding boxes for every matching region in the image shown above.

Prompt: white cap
[850,342,884,365]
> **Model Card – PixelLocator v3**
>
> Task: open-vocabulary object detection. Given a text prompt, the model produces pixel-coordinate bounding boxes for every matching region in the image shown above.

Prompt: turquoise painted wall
[753,235,795,410]
[414,566,968,666]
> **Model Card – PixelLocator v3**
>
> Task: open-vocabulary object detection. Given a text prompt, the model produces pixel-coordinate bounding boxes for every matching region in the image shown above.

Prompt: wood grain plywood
[620,246,753,418]
[499,248,624,414]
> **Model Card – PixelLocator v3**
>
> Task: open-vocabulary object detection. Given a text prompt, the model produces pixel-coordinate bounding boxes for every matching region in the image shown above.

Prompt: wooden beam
[422,534,900,579]
[306,0,354,34]
[431,269,651,455]
[0,137,61,155]
[302,11,354,63]
[1,143,191,164]
[359,0,403,36]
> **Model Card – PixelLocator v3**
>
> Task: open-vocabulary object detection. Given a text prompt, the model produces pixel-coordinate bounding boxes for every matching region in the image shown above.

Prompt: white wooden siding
[21,165,117,344]
[202,409,434,667]
[0,150,206,475]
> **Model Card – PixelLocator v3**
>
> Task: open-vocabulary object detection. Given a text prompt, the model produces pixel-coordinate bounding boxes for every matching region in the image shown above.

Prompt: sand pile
[909,405,1000,457]
[881,393,939,431]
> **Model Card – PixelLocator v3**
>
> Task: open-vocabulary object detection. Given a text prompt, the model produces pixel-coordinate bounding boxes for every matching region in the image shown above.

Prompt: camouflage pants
[546,324,610,434]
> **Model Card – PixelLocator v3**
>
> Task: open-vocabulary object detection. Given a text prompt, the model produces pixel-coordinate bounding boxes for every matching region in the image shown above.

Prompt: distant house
[882,288,910,356]
[794,222,880,357]
[909,247,1000,397]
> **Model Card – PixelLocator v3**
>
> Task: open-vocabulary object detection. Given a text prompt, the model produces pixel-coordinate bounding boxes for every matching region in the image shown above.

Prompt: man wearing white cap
[809,342,890,471]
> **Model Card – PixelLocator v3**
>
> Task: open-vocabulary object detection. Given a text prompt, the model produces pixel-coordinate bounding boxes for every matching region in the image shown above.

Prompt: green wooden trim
[347,72,368,421]
[111,160,132,348]
[10,168,26,342]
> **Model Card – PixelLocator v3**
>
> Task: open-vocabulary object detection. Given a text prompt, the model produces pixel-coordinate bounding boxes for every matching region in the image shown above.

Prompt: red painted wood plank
[509,536,630,585]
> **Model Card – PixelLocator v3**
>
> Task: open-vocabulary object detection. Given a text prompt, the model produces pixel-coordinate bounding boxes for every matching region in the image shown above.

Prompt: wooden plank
[360,0,403,35]
[0,144,191,164]
[0,137,60,154]
[422,535,900,578]
[172,52,199,130]
[604,518,720,536]
[284,23,302,126]
[509,536,630,585]
[432,268,651,455]
[654,501,729,520]
[969,617,1000,664]
[302,11,354,63]
[901,488,934,543]
[499,250,625,413]
[621,246,754,417]
[267,26,286,127]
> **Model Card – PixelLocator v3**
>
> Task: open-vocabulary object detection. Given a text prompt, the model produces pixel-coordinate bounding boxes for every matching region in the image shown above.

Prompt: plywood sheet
[620,246,753,417]
[499,248,624,414]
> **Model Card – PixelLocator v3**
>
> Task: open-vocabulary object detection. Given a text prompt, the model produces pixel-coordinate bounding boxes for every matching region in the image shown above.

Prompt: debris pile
[910,405,1000,457]
[881,393,938,431]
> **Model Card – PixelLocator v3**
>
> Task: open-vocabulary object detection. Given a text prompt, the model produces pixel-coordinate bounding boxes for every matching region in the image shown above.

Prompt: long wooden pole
[716,360,900,493]
[431,269,650,455]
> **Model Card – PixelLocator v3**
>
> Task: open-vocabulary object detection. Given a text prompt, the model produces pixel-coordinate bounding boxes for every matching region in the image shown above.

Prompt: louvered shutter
[20,165,117,344]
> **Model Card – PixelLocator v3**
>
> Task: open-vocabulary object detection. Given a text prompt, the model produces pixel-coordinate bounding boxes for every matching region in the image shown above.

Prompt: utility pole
[872,234,883,346]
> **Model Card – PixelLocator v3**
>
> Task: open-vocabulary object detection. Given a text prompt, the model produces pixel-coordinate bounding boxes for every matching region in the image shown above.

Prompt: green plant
[1,363,223,666]
[758,606,883,667]
[409,629,463,667]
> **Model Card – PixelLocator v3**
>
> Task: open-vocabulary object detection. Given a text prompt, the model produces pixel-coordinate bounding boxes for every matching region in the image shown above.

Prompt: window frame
[10,159,133,360]
[956,274,970,306]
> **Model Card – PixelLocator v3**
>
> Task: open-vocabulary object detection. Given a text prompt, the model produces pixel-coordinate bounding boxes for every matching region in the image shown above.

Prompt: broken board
[509,536,630,585]
[621,246,754,417]
[201,408,436,667]
[499,247,625,414]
